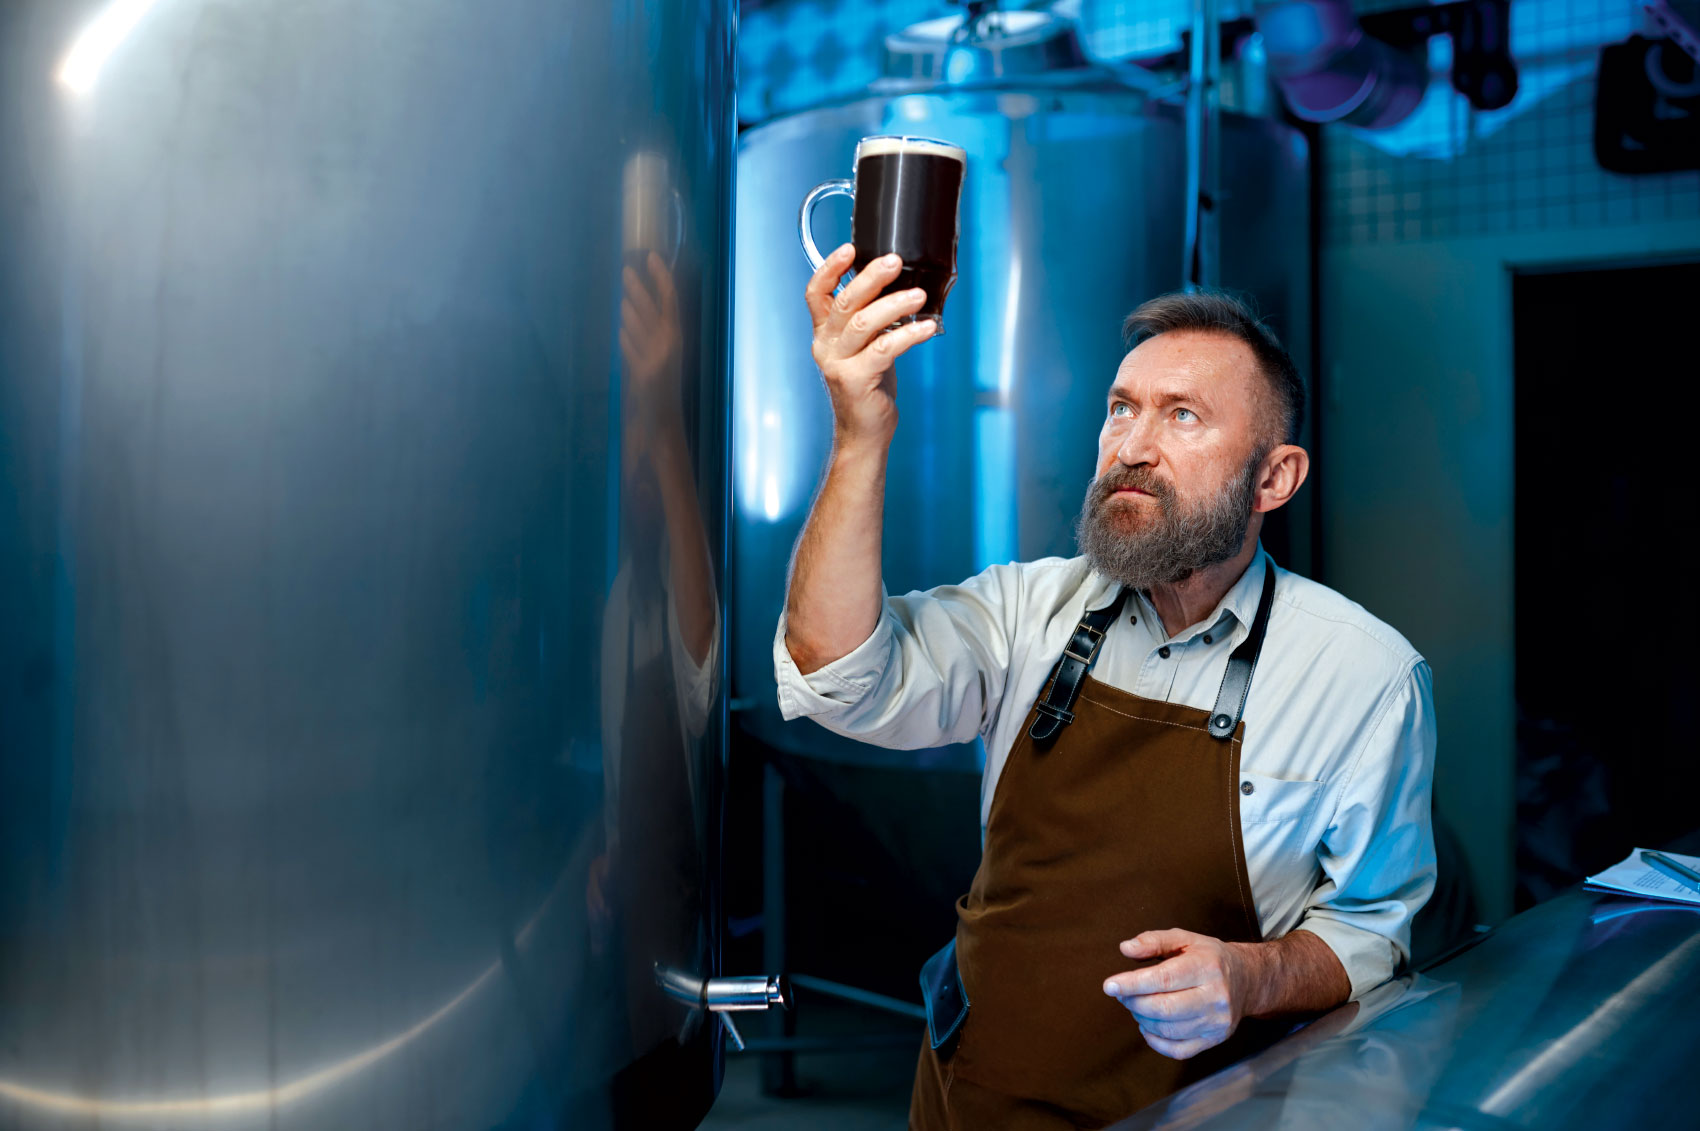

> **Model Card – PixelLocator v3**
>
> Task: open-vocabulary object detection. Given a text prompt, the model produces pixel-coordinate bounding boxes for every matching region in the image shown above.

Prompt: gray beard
[1074,456,1260,590]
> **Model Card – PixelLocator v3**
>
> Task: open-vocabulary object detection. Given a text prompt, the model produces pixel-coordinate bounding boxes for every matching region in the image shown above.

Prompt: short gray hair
[1121,290,1305,447]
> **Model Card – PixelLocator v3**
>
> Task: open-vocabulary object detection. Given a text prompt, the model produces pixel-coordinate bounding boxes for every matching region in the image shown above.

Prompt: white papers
[1584,848,1700,907]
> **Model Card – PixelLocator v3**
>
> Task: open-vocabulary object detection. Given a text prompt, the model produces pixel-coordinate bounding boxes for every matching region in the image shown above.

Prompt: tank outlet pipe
[1185,0,1223,290]
[654,965,792,1051]
[1254,0,1428,128]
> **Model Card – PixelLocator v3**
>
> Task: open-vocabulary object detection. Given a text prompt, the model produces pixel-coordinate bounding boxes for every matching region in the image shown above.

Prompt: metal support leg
[760,761,801,1095]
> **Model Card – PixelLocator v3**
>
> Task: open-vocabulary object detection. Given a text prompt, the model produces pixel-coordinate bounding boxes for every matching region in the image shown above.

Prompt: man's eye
[1111,403,1132,417]
[1175,408,1197,423]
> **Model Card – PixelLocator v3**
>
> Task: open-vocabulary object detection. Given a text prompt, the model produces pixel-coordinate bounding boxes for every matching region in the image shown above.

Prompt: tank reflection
[0,0,733,1128]
[1112,876,1700,1129]
[589,236,723,1117]
[1114,975,1460,1130]
[0,871,571,1120]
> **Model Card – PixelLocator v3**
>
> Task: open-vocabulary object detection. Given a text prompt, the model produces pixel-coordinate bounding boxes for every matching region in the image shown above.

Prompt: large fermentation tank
[0,2,734,1129]
[732,16,1311,768]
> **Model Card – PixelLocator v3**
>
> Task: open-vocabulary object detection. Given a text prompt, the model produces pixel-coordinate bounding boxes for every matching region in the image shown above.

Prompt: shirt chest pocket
[1237,772,1325,827]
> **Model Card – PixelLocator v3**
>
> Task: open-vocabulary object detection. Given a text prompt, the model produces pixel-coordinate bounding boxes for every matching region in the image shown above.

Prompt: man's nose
[1112,419,1160,468]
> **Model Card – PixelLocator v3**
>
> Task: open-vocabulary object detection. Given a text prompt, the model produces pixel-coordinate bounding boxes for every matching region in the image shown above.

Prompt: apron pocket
[919,938,969,1053]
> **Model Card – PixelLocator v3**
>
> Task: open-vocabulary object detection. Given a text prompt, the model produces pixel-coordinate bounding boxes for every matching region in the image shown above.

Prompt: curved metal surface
[881,11,1093,84]
[732,85,1310,769]
[1113,843,1700,1129]
[0,2,735,1128]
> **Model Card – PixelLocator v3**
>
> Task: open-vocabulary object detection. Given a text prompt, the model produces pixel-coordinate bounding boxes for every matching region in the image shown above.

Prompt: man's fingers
[834,289,929,356]
[841,318,937,374]
[805,243,856,323]
[1134,1015,1210,1041]
[829,253,904,326]
[1139,1032,1216,1061]
[1121,928,1197,959]
[645,250,679,323]
[826,319,937,385]
[623,265,660,328]
[1118,986,1216,1023]
[1104,955,1206,997]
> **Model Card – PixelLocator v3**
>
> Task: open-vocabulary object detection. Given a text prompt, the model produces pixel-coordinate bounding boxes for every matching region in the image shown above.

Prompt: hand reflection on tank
[584,231,722,1125]
[1115,975,1460,1130]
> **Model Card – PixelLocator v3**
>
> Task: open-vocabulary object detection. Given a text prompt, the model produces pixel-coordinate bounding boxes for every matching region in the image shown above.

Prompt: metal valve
[654,965,791,1051]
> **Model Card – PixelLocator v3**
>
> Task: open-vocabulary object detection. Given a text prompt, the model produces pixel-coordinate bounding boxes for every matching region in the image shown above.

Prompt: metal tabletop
[1116,839,1700,1130]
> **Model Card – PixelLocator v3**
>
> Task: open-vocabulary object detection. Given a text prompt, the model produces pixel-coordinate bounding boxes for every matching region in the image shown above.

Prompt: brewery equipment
[732,5,1313,772]
[0,1,750,1128]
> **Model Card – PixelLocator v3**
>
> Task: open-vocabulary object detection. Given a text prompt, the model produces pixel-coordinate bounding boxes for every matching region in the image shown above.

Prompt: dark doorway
[1513,259,1700,910]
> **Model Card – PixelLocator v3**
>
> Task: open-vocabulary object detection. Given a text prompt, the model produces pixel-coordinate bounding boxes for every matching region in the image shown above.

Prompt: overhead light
[56,0,163,95]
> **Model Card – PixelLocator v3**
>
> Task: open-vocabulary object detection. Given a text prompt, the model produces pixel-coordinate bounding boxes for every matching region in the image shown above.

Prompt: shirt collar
[1214,542,1271,635]
[1083,543,1271,641]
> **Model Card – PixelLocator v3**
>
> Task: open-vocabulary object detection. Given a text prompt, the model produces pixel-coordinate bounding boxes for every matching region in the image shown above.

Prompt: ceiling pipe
[1254,0,1429,128]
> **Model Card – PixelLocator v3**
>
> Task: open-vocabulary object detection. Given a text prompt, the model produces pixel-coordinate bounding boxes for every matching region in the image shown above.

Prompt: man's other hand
[1102,928,1260,1060]
[805,243,937,447]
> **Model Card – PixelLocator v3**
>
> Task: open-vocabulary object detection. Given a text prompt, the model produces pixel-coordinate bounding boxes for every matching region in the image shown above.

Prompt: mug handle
[798,178,854,271]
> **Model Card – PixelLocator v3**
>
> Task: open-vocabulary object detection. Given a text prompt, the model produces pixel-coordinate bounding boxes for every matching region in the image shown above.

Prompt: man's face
[1075,330,1269,588]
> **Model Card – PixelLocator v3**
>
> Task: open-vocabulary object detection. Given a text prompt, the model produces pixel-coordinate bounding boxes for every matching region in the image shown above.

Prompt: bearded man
[773,246,1437,1130]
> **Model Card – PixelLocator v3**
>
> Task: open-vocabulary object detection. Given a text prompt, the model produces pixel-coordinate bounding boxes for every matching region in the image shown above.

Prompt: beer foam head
[858,135,966,163]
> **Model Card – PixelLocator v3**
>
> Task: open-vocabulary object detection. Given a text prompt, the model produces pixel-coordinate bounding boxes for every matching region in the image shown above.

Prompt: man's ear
[1252,445,1309,513]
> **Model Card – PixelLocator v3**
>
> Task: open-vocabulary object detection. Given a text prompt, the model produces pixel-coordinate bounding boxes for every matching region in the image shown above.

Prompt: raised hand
[620,251,684,415]
[804,243,938,448]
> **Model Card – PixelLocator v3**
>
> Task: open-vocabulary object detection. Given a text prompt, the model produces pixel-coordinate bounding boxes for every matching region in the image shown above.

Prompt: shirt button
[1240,780,1255,796]
[1129,615,1137,625]
[1158,646,1171,658]
[1203,634,1213,644]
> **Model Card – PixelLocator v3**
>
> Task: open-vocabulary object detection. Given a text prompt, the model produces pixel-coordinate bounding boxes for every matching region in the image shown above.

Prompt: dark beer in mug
[799,135,966,331]
[622,149,682,275]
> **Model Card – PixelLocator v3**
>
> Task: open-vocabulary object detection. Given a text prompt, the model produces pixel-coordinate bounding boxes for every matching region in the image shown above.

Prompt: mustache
[1090,464,1176,509]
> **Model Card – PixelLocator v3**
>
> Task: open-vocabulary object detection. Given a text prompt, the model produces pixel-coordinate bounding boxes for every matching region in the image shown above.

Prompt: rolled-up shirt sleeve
[1297,661,1438,1000]
[773,564,1021,750]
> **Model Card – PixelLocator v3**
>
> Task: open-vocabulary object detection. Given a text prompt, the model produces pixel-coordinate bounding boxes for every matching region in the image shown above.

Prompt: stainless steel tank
[732,11,1312,769]
[0,2,735,1128]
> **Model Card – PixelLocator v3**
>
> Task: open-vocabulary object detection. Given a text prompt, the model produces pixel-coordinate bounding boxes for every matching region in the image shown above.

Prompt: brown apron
[912,566,1285,1128]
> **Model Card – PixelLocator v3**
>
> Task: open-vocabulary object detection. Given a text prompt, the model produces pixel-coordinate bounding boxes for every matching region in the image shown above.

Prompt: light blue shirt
[773,546,1438,999]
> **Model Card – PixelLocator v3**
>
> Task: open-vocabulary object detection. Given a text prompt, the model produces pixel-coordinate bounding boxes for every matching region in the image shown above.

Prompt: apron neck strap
[1029,587,1131,743]
[1029,560,1279,745]
[1206,560,1277,741]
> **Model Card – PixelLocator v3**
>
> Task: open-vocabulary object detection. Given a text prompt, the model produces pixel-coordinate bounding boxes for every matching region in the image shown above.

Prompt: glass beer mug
[798,134,966,331]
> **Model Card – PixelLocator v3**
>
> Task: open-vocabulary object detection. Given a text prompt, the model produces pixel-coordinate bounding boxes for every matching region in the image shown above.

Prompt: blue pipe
[1255,0,1428,128]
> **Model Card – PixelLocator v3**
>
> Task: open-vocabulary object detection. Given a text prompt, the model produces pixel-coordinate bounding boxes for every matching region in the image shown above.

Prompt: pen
[1642,850,1700,895]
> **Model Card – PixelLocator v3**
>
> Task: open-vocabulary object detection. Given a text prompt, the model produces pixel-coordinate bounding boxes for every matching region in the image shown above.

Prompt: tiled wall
[738,0,1700,244]
[1323,0,1699,242]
